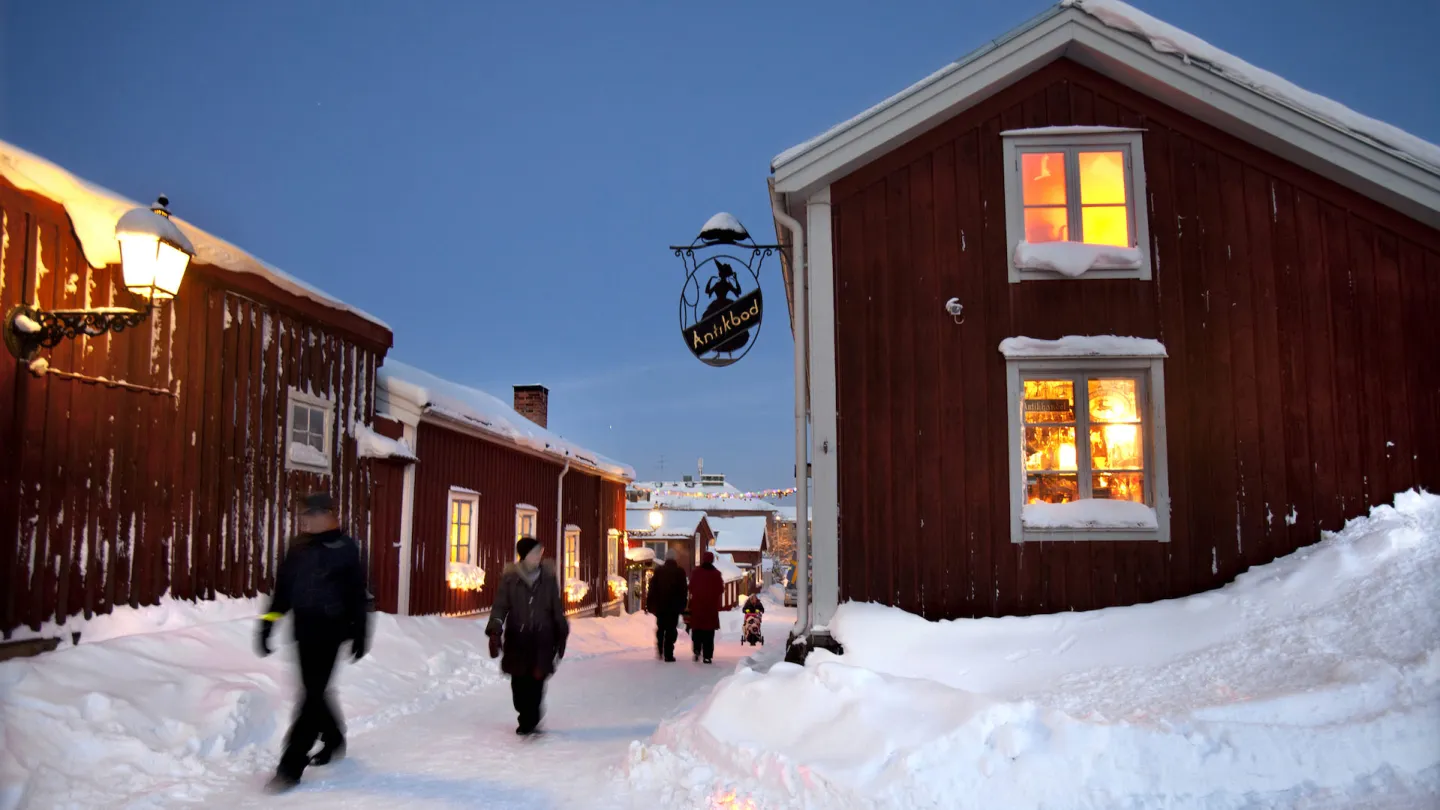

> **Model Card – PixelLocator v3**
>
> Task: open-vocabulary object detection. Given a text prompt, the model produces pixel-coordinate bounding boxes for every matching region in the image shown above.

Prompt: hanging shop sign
[670,212,780,368]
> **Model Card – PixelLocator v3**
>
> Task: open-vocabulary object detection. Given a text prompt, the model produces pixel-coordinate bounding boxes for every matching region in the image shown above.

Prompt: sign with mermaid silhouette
[671,213,773,368]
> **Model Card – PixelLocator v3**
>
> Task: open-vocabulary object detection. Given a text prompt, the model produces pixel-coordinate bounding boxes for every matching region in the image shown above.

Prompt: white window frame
[285,388,334,474]
[447,488,480,565]
[515,504,538,542]
[643,540,669,563]
[1002,129,1152,283]
[1005,356,1170,543]
[563,525,580,583]
[607,529,620,576]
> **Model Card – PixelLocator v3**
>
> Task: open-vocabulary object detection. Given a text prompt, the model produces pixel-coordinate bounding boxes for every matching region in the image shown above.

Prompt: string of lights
[633,486,797,500]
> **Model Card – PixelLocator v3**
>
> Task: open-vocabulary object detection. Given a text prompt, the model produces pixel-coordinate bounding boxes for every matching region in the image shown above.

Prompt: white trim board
[805,187,841,629]
[770,7,1440,229]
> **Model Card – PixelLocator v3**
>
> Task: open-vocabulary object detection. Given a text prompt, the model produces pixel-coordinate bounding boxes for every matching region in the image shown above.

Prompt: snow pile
[1065,0,1440,173]
[1022,498,1158,530]
[287,442,328,468]
[5,592,269,648]
[712,553,746,584]
[564,578,591,603]
[0,139,388,328]
[628,490,1440,809]
[353,420,417,462]
[626,546,657,563]
[1014,240,1144,277]
[378,359,634,480]
[445,561,486,591]
[998,334,1167,358]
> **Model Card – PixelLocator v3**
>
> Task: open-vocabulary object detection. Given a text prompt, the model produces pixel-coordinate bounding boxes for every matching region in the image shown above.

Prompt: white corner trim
[396,421,418,616]
[806,186,841,628]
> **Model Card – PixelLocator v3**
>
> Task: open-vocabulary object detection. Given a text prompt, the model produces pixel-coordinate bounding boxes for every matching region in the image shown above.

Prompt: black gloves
[488,630,501,659]
[351,632,367,662]
[256,619,274,657]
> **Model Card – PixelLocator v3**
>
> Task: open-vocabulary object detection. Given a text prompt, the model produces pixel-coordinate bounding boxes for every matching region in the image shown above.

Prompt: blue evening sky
[3,1,1436,494]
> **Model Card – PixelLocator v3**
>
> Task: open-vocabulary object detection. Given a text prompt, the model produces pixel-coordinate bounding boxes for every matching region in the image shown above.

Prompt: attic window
[1001,128,1151,282]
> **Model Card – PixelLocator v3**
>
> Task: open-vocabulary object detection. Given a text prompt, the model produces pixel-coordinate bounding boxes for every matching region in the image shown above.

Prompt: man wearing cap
[254,492,371,793]
[487,536,569,736]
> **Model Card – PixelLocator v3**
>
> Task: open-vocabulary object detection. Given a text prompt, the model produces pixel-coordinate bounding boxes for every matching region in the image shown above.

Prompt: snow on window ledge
[446,562,486,592]
[999,335,1167,359]
[288,443,329,469]
[354,421,417,462]
[1022,499,1159,531]
[1001,126,1144,137]
[1014,240,1144,278]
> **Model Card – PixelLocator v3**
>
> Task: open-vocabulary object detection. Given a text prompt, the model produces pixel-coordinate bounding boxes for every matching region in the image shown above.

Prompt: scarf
[518,563,541,588]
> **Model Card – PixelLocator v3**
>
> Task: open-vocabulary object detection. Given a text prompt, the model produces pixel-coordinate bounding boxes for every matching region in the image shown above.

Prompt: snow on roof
[711,552,746,583]
[999,335,1167,359]
[626,509,705,539]
[631,481,781,513]
[354,421,418,462]
[709,516,769,553]
[626,546,656,563]
[772,0,1440,179]
[0,139,389,329]
[377,359,634,480]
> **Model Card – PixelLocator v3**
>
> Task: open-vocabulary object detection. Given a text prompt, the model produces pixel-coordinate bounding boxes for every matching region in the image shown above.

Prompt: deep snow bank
[628,490,1440,809]
[0,602,660,809]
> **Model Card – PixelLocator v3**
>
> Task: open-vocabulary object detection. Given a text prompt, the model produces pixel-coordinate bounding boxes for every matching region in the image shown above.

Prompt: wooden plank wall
[1,181,385,637]
[829,59,1440,620]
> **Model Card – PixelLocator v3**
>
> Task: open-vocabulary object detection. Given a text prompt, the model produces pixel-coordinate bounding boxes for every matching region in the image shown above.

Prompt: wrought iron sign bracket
[670,214,783,368]
[3,302,155,363]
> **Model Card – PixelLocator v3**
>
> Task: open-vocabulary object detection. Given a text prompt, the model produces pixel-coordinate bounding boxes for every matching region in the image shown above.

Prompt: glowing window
[1003,129,1151,282]
[448,490,479,564]
[563,526,580,583]
[515,505,538,543]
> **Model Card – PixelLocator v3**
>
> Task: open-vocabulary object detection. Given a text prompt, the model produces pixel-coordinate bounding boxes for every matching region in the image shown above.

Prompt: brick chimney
[513,384,549,428]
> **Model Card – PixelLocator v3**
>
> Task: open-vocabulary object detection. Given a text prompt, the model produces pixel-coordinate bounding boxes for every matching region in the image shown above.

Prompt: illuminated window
[515,504,538,543]
[1002,128,1151,282]
[448,489,479,564]
[607,529,621,576]
[563,526,580,582]
[1004,356,1170,542]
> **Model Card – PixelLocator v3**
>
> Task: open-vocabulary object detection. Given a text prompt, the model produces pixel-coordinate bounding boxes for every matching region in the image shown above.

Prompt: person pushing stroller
[741,590,765,646]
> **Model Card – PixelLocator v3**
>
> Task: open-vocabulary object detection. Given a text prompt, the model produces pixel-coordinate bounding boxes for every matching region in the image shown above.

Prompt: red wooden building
[769,1,1440,628]
[1,140,393,640]
[372,360,632,617]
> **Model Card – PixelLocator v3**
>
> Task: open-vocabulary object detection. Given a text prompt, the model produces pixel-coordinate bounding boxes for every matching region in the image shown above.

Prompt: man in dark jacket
[646,550,688,662]
[688,551,725,664]
[255,493,370,794]
[487,536,569,735]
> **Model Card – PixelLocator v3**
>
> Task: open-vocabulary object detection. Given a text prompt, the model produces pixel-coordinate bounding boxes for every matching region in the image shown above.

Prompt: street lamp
[4,195,195,363]
[648,508,664,530]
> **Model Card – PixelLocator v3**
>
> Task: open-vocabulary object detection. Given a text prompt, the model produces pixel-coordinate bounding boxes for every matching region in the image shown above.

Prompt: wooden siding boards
[0,179,388,638]
[826,59,1440,621]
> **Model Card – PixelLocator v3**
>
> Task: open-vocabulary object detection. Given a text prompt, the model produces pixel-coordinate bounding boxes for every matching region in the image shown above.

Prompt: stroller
[741,594,765,646]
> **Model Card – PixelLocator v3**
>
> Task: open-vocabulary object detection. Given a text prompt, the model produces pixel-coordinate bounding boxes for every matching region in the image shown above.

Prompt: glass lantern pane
[1024,426,1078,471]
[1091,472,1145,502]
[1078,151,1127,205]
[152,241,189,299]
[1089,424,1144,470]
[1023,380,1075,423]
[1021,152,1067,205]
[118,233,159,294]
[1026,474,1079,504]
[1081,205,1130,247]
[1023,207,1070,243]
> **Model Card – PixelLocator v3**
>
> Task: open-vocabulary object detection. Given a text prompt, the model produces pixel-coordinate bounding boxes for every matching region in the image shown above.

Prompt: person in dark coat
[646,550,688,663]
[687,551,725,664]
[255,492,371,794]
[486,536,569,735]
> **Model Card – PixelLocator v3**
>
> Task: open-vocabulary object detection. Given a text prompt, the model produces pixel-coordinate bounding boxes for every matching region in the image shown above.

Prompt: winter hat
[516,537,541,560]
[300,492,334,515]
[701,551,715,566]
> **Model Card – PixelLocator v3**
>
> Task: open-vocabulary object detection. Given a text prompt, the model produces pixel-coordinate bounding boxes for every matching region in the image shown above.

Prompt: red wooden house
[0,140,393,640]
[769,1,1440,629]
[372,360,632,617]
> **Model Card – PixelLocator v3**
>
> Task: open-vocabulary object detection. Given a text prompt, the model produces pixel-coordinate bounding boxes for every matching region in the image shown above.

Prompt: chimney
[513,384,549,428]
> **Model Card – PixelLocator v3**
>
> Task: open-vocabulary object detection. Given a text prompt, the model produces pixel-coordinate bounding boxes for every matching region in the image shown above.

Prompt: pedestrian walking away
[687,551,724,664]
[647,550,688,663]
[255,492,372,794]
[487,536,569,736]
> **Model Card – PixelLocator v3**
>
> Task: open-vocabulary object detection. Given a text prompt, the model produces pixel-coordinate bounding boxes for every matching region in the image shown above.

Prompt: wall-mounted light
[649,508,664,530]
[4,196,195,363]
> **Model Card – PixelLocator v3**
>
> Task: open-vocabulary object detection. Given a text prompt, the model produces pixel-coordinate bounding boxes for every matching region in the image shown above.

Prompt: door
[367,460,407,614]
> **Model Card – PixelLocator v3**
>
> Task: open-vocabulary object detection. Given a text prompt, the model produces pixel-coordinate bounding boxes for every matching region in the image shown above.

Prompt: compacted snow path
[152,610,787,809]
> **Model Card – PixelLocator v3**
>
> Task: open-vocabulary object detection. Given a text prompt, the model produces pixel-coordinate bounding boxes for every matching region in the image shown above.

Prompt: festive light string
[631,486,797,500]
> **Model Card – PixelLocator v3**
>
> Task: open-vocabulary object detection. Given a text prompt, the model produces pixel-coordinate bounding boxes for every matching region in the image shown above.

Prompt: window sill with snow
[1019,499,1162,542]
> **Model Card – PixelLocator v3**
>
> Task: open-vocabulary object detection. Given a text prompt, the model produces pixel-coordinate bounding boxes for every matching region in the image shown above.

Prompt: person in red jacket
[687,551,725,664]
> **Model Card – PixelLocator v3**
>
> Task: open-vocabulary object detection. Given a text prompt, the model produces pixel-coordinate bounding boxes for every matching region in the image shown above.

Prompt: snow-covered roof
[708,516,769,553]
[711,552,746,583]
[377,359,634,481]
[354,421,418,463]
[999,335,1167,359]
[625,509,706,540]
[625,546,656,563]
[631,481,781,513]
[0,139,389,329]
[770,0,1440,227]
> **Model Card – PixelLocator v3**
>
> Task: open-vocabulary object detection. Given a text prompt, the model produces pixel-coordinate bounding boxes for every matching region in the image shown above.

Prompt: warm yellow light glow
[1058,442,1077,471]
[1022,152,1069,243]
[118,233,190,300]
[1079,151,1129,246]
[648,508,663,529]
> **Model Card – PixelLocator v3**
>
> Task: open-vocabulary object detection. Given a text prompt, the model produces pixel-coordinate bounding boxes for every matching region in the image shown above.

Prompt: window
[1002,128,1151,282]
[643,540,669,563]
[447,489,480,564]
[1005,352,1169,542]
[563,525,580,583]
[286,388,334,473]
[607,529,620,576]
[515,504,538,542]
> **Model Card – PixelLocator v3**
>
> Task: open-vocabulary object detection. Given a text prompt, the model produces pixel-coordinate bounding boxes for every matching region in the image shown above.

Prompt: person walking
[255,493,371,794]
[486,536,569,735]
[646,550,688,663]
[687,551,724,664]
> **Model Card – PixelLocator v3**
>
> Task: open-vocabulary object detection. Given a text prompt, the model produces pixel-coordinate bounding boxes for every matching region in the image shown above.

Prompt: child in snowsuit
[255,492,371,794]
[487,537,569,735]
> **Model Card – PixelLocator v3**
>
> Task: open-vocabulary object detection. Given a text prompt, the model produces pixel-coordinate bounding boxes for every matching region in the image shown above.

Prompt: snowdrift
[627,490,1440,809]
[0,601,660,809]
